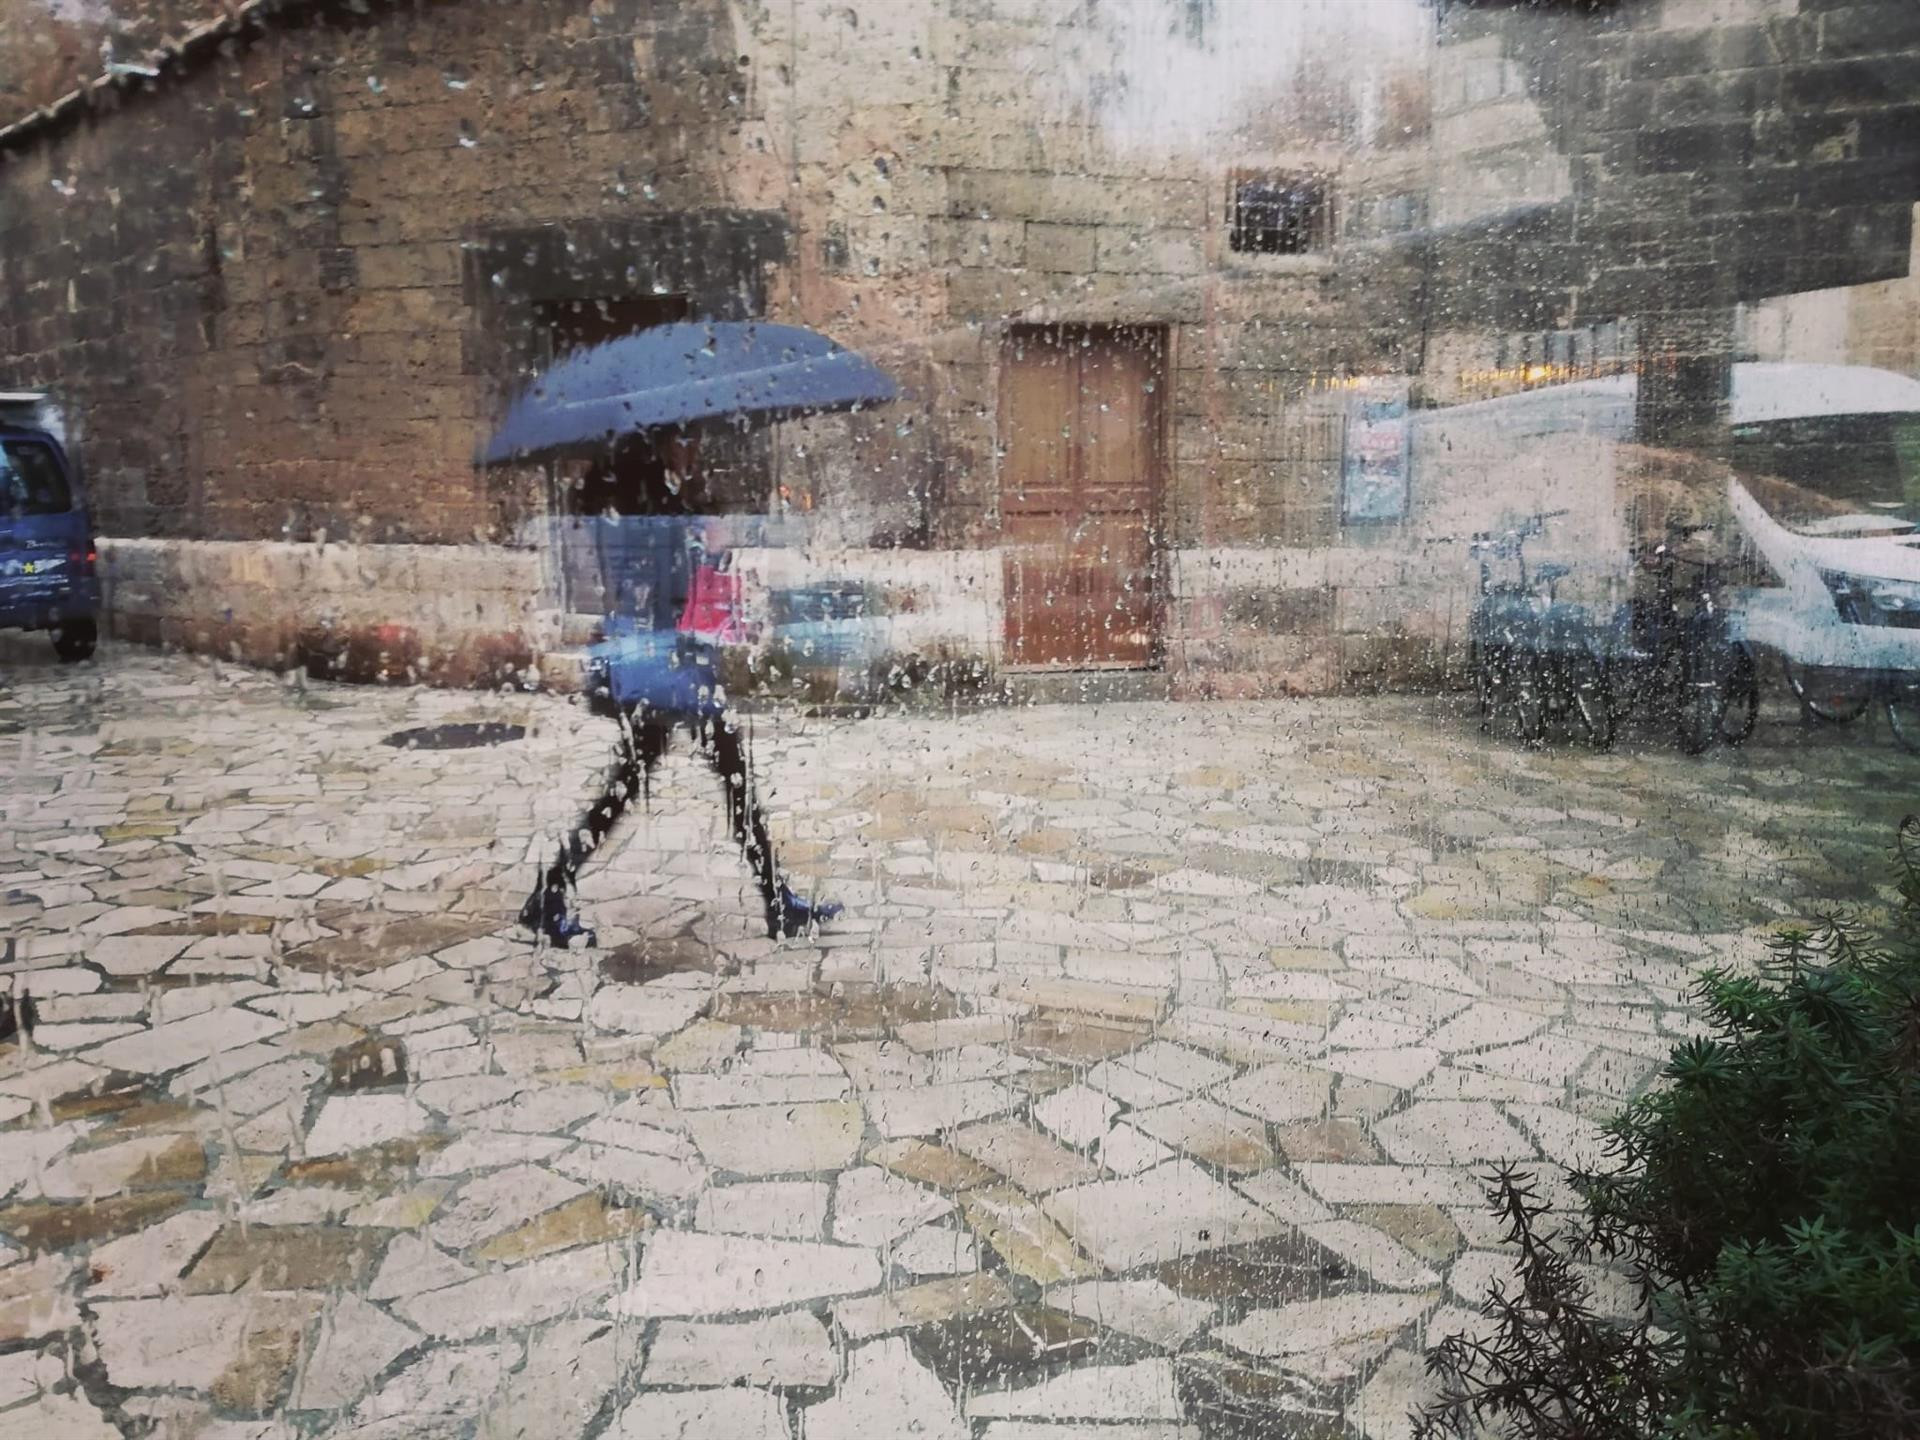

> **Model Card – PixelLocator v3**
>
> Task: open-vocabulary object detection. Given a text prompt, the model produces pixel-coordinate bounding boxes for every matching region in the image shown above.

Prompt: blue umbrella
[481,321,898,465]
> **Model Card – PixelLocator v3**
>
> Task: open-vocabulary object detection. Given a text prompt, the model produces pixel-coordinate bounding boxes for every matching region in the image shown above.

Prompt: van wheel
[53,618,97,662]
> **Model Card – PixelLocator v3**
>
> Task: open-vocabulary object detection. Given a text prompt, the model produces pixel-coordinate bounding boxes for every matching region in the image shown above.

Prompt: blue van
[0,394,98,662]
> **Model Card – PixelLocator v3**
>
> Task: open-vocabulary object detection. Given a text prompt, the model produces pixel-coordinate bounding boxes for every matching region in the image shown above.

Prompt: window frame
[1226,167,1337,257]
[0,437,74,519]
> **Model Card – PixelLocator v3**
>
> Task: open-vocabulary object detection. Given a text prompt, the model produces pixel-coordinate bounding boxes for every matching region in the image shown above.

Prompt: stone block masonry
[99,539,545,688]
[3,0,1919,697]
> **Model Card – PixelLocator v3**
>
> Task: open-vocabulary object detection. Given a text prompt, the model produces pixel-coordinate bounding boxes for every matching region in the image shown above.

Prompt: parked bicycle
[1590,522,1759,755]
[1777,661,1920,752]
[1466,511,1610,748]
[1465,514,1756,754]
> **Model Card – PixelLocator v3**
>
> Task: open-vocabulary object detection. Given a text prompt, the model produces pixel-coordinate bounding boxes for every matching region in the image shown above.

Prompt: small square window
[1228,171,1332,256]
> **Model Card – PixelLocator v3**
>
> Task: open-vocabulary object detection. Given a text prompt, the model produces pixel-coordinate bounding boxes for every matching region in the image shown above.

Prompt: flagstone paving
[1,643,1914,1437]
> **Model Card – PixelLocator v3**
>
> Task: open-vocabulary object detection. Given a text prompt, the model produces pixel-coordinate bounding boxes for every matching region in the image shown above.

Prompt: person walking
[480,321,894,947]
[520,517,839,948]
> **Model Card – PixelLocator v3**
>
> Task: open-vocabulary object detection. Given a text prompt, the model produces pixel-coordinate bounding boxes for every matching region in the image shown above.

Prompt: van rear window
[0,439,71,519]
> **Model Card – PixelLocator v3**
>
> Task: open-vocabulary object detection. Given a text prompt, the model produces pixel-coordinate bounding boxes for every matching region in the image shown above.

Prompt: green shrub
[1418,818,1920,1440]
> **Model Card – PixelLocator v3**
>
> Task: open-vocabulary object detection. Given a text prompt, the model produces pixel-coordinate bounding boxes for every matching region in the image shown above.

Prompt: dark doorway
[537,296,696,517]
[543,295,690,355]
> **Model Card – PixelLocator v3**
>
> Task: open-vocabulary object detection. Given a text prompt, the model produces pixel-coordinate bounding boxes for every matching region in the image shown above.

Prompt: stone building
[2,0,1917,695]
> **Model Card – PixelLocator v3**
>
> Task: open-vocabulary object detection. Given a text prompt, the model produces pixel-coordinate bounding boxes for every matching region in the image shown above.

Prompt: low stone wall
[1166,414,1631,700]
[98,538,548,687]
[95,533,1503,699]
[94,536,1007,693]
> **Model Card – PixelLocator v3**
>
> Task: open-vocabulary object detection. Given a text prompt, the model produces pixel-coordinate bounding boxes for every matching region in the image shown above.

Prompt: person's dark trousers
[703,711,787,938]
[519,705,821,946]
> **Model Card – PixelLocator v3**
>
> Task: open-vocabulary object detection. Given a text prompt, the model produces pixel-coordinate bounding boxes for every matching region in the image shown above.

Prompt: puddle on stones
[598,932,728,982]
[906,1305,1106,1396]
[382,721,526,749]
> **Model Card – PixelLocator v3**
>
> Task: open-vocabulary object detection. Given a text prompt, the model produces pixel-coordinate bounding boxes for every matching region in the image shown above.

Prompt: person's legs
[520,700,839,946]
[703,709,783,931]
[520,706,671,946]
[633,707,672,802]
[700,709,840,939]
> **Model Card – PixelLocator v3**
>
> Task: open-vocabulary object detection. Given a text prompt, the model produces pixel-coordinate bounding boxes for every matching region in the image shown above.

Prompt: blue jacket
[579,516,722,717]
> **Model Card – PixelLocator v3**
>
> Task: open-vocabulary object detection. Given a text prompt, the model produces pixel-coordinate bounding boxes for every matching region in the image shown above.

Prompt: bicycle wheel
[1782,657,1874,723]
[1675,649,1728,756]
[1468,638,1492,724]
[1886,674,1920,756]
[1568,650,1615,751]
[1717,644,1759,746]
[1494,649,1547,747]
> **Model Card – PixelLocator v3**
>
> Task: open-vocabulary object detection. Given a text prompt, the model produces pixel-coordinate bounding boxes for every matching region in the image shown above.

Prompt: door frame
[995,321,1171,671]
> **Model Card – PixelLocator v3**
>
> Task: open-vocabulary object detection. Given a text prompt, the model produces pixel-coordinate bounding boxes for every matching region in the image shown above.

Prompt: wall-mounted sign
[1341,376,1412,524]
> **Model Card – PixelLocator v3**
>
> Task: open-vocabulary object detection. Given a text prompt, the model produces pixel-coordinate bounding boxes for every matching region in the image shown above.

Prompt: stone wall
[1740,203,1920,376]
[5,0,1920,697]
[1,0,789,546]
[1420,0,1920,414]
[0,0,1432,691]
[99,537,545,684]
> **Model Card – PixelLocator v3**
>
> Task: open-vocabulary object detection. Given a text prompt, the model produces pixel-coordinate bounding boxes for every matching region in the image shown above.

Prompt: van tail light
[69,548,97,578]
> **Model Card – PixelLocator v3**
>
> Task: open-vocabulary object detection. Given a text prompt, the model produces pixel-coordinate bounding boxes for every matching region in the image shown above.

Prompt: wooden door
[1001,326,1163,668]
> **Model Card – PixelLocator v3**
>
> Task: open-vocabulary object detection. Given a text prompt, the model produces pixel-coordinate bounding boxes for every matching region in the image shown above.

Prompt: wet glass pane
[2,0,1918,1434]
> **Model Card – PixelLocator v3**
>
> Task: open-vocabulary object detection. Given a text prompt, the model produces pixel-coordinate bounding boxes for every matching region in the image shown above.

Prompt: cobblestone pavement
[1,642,1913,1440]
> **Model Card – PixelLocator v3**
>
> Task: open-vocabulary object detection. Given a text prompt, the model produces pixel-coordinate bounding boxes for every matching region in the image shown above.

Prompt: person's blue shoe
[773,884,842,938]
[520,888,598,949]
[545,914,599,949]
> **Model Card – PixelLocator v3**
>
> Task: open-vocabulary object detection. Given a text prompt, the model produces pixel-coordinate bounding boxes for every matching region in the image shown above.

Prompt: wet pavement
[1,640,1913,1439]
